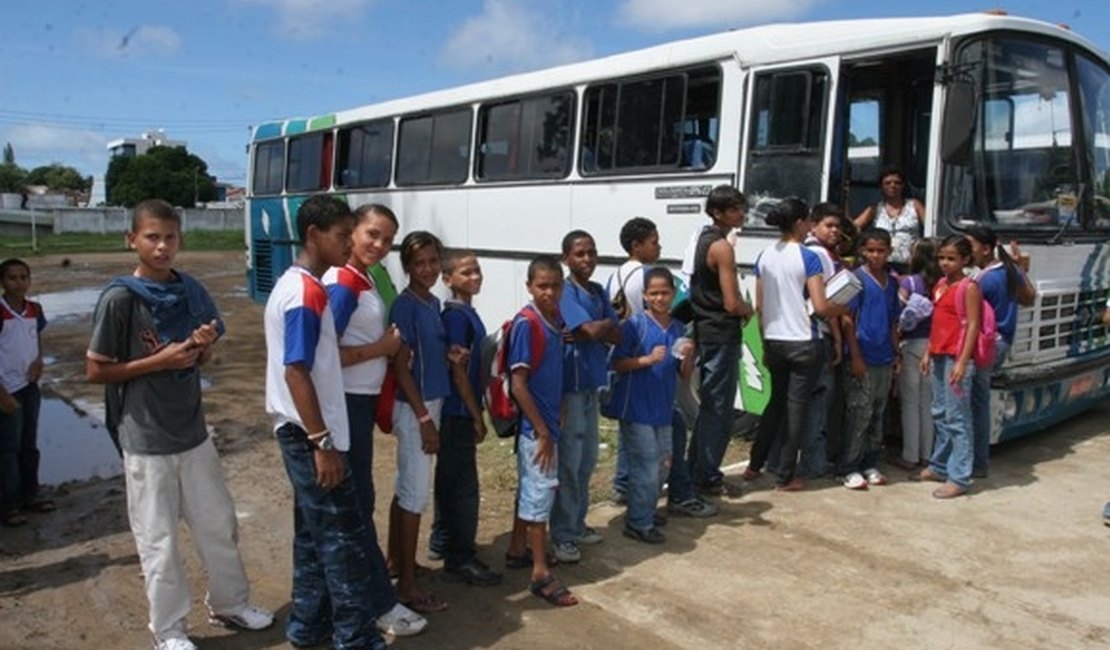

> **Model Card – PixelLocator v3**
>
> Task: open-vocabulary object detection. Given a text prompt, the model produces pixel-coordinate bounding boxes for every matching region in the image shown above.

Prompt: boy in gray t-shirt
[86,199,272,650]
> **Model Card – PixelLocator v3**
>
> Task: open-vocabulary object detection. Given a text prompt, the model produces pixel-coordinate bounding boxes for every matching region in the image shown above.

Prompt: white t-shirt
[754,241,825,342]
[0,296,45,393]
[264,265,350,451]
[323,264,388,395]
[605,260,647,317]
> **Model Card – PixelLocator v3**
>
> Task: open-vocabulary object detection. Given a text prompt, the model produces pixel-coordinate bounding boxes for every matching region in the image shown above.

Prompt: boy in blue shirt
[609,268,694,543]
[552,230,619,564]
[504,256,577,607]
[839,229,901,490]
[435,249,501,586]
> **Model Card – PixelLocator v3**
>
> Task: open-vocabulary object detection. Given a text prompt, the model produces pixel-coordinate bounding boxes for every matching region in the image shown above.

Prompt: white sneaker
[152,636,197,650]
[376,602,427,637]
[843,472,869,490]
[553,541,581,563]
[576,527,603,546]
[208,603,274,630]
[863,468,887,486]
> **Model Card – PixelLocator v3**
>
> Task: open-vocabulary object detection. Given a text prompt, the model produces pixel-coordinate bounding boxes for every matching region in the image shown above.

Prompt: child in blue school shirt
[504,256,578,608]
[552,230,619,564]
[609,268,694,543]
[839,229,901,490]
[433,249,501,587]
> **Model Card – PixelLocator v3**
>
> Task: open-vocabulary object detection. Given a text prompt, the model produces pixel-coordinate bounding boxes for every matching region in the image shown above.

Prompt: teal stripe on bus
[285,119,308,135]
[254,123,282,140]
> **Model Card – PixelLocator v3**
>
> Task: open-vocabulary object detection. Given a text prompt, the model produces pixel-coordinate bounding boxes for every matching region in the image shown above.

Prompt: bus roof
[253,12,1105,141]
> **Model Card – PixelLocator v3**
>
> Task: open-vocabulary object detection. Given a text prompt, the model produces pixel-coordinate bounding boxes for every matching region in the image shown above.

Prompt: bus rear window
[396,109,472,186]
[336,120,394,189]
[476,91,573,181]
[287,132,332,193]
[252,140,284,196]
[580,66,720,174]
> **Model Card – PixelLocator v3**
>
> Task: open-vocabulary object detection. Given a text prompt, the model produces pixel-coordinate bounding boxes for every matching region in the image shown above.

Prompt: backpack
[610,264,642,321]
[947,277,997,369]
[483,306,546,438]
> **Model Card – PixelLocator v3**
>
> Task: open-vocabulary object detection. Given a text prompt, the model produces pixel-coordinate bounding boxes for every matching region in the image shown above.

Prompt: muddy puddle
[37,397,123,485]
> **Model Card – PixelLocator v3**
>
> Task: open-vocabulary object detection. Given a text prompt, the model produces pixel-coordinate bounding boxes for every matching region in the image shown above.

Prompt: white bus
[246,11,1110,442]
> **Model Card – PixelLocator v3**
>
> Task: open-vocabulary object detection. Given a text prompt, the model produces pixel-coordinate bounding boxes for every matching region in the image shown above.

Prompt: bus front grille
[1009,288,1110,365]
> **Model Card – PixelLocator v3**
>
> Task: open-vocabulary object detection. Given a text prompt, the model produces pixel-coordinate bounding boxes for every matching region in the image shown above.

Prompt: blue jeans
[0,383,41,513]
[434,415,480,568]
[799,338,833,478]
[756,339,821,485]
[613,437,629,496]
[276,423,388,650]
[551,390,599,545]
[666,408,697,503]
[690,341,741,488]
[620,421,672,531]
[343,393,397,619]
[928,356,975,488]
[971,339,1010,476]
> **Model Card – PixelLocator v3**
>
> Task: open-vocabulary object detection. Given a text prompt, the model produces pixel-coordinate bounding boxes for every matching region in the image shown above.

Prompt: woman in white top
[749,198,847,491]
[854,166,924,270]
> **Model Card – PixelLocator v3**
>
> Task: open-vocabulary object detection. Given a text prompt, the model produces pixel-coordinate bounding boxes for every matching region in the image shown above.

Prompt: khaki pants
[124,436,250,639]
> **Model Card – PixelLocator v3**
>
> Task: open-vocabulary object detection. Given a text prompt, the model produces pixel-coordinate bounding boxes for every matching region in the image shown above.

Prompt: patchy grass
[2,230,245,256]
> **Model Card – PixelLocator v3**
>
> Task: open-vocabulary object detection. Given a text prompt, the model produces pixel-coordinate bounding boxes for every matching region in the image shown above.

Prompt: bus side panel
[467,186,573,254]
[248,196,297,301]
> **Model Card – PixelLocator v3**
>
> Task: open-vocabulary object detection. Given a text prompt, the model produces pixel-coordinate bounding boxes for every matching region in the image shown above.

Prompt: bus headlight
[1023,390,1039,416]
[1003,393,1018,420]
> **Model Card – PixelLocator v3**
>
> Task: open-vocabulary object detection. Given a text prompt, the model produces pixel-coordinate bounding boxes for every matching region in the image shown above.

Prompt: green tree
[3,143,13,165]
[25,163,91,192]
[105,145,218,207]
[0,162,27,193]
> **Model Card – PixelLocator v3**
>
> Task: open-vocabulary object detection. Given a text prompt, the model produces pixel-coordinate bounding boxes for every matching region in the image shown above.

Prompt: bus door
[833,49,938,224]
[740,56,840,226]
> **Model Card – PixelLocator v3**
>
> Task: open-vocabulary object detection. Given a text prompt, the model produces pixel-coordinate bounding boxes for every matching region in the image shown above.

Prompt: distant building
[106,130,187,158]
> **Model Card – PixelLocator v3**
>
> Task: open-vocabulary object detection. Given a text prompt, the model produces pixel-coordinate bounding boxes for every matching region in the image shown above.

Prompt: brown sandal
[932,482,968,499]
[530,575,578,607]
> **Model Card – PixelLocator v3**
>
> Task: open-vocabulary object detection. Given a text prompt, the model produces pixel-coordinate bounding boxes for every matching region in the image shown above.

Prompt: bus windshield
[941,35,1110,233]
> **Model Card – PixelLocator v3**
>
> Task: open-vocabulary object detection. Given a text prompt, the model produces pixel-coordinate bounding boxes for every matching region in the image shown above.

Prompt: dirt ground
[2,250,1108,650]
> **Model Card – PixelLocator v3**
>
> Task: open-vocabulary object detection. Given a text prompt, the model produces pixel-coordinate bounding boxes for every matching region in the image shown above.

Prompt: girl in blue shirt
[964,225,1035,478]
[610,268,694,543]
[388,231,450,613]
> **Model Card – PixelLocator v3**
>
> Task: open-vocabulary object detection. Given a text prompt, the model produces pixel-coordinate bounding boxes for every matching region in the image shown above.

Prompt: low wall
[4,207,245,234]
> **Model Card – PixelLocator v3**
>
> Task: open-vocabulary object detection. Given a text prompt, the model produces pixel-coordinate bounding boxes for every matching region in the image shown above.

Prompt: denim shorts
[516,434,559,523]
[393,399,442,514]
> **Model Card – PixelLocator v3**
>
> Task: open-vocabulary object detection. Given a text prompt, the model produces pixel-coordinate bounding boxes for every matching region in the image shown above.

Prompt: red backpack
[484,306,546,438]
[945,276,998,369]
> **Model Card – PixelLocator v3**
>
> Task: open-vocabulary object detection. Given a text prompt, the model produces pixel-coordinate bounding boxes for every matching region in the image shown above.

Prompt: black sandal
[28,500,56,513]
[2,510,27,527]
[529,575,577,607]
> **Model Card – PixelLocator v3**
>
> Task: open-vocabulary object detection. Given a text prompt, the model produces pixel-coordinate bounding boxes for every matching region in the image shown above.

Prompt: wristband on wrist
[417,412,433,424]
[307,429,330,440]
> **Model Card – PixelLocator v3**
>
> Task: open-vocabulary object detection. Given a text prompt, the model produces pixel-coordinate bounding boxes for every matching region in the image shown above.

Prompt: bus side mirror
[941,80,975,165]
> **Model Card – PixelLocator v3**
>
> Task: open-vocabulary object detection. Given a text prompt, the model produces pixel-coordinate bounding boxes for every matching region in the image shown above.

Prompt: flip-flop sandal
[530,575,578,607]
[28,500,56,513]
[505,548,559,570]
[400,592,449,614]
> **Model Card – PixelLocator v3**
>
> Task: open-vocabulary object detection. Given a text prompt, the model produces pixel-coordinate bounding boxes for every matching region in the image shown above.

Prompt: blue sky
[1,0,1106,185]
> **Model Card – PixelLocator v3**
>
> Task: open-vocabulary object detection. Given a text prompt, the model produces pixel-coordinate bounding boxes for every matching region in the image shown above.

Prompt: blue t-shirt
[849,268,901,366]
[508,305,563,441]
[389,289,450,402]
[608,313,685,426]
[978,263,1018,344]
[441,300,486,418]
[560,278,618,392]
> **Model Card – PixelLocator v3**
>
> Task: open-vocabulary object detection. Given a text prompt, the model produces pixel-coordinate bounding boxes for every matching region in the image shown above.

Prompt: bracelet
[307,429,330,440]
[417,412,433,424]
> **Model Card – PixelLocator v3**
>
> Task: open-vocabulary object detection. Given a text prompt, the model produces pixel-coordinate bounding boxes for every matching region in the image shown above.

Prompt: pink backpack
[943,276,997,369]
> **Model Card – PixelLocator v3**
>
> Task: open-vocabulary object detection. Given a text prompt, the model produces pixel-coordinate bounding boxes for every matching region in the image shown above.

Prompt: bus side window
[252,140,285,195]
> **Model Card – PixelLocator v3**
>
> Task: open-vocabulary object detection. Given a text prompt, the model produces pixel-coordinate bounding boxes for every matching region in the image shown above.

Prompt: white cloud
[3,124,109,176]
[440,0,592,73]
[616,0,820,31]
[79,24,183,59]
[239,0,372,41]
